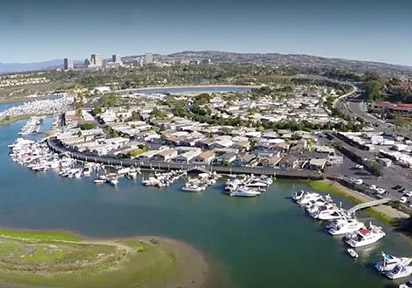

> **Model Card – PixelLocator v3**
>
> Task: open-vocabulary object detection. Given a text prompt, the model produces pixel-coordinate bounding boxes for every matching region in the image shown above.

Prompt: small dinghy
[347,248,358,259]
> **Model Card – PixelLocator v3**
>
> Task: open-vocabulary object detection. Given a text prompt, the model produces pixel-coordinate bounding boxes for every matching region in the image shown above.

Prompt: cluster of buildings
[56,103,342,172]
[373,102,412,114]
[0,75,49,88]
[337,131,412,167]
[63,51,213,71]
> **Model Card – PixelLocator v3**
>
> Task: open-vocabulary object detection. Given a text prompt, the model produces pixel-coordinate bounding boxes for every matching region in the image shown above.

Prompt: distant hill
[166,51,412,73]
[0,59,63,74]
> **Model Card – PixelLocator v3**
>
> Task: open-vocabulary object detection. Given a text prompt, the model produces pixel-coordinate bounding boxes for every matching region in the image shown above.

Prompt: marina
[1,117,412,288]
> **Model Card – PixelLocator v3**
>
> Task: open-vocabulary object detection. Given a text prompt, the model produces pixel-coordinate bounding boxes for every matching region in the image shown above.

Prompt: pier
[47,137,323,179]
[347,198,392,215]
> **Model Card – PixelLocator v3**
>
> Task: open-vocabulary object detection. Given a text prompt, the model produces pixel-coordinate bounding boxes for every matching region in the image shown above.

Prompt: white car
[400,197,408,204]
[405,191,412,197]
[370,185,377,190]
[355,179,363,185]
[355,164,364,169]
[376,188,386,195]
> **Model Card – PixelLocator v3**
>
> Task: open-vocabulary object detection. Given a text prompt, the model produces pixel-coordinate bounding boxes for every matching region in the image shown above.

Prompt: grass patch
[0,228,81,242]
[0,230,205,288]
[308,180,396,226]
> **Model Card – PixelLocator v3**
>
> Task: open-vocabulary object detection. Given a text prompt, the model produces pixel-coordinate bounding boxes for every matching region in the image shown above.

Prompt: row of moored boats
[293,190,412,283]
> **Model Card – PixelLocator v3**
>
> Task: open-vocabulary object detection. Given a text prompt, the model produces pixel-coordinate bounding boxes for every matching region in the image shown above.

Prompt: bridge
[347,198,391,215]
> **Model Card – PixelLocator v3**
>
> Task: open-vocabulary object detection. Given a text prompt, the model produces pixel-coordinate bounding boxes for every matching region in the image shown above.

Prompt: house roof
[157,149,177,157]
[195,150,215,159]
[266,155,282,164]
[279,155,298,164]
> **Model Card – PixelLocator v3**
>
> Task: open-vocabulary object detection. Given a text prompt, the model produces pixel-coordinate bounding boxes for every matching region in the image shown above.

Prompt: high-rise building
[63,58,74,70]
[144,52,153,65]
[112,54,121,63]
[91,54,103,67]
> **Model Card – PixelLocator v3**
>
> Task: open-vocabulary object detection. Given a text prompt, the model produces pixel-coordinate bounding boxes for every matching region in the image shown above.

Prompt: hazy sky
[1,0,411,65]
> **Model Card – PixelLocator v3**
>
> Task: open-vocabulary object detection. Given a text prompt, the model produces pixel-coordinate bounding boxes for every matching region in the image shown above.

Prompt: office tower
[63,58,74,70]
[91,54,103,67]
[144,52,153,65]
[112,54,121,63]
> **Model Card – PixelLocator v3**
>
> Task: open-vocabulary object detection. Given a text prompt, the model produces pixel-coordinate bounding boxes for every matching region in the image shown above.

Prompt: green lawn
[307,180,396,226]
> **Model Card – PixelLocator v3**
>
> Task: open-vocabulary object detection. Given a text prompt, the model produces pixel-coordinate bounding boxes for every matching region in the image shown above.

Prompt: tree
[363,80,384,103]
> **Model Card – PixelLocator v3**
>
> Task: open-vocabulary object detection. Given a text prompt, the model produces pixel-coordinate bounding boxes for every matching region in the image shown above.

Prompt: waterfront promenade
[47,137,322,179]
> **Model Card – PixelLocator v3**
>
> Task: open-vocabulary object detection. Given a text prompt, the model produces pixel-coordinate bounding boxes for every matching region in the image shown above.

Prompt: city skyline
[1,0,412,66]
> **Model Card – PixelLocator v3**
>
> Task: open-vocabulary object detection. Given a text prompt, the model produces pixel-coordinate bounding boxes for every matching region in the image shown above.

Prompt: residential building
[172,150,201,163]
[155,149,178,162]
[192,151,216,165]
[278,155,299,170]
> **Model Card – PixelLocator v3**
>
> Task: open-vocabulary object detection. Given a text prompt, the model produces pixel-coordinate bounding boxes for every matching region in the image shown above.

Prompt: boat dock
[47,137,323,179]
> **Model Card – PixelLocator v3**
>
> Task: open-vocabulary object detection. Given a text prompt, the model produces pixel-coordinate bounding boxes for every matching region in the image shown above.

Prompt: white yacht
[313,209,345,221]
[376,252,412,273]
[344,223,385,248]
[230,187,261,197]
[327,218,365,236]
[386,265,412,280]
[297,193,322,205]
[400,277,412,288]
[182,184,204,192]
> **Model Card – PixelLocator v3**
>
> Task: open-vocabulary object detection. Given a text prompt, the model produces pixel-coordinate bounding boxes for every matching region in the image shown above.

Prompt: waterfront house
[261,155,282,168]
[172,150,202,163]
[137,150,159,160]
[154,149,178,162]
[192,151,216,165]
[232,154,257,167]
[278,155,299,170]
[212,152,237,166]
[308,158,327,171]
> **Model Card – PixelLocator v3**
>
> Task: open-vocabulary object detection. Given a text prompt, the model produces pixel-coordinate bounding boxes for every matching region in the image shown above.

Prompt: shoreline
[0,228,211,288]
[308,179,410,225]
[0,114,51,126]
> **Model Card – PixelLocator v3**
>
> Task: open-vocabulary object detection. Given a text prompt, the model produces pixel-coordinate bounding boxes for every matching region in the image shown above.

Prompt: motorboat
[347,248,358,258]
[344,223,385,248]
[314,210,345,221]
[327,218,365,236]
[93,179,106,184]
[182,184,204,192]
[109,178,119,186]
[376,252,412,273]
[230,187,261,197]
[400,277,412,288]
[386,265,412,280]
[292,190,306,201]
[297,193,322,205]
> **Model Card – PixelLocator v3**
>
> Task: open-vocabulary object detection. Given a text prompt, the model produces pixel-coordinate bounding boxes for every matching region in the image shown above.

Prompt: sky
[1,0,411,65]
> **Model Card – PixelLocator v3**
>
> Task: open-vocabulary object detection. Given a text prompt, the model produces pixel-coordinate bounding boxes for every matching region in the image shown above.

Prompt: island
[0,228,209,288]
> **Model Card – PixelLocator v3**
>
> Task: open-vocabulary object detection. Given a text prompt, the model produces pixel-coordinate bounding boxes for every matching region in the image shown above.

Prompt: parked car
[405,191,412,197]
[400,197,407,204]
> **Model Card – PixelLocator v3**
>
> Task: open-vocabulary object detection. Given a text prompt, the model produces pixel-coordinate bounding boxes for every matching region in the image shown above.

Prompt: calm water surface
[0,119,411,288]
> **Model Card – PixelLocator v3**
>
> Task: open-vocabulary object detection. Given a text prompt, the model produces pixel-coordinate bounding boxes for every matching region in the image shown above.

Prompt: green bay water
[0,120,411,288]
